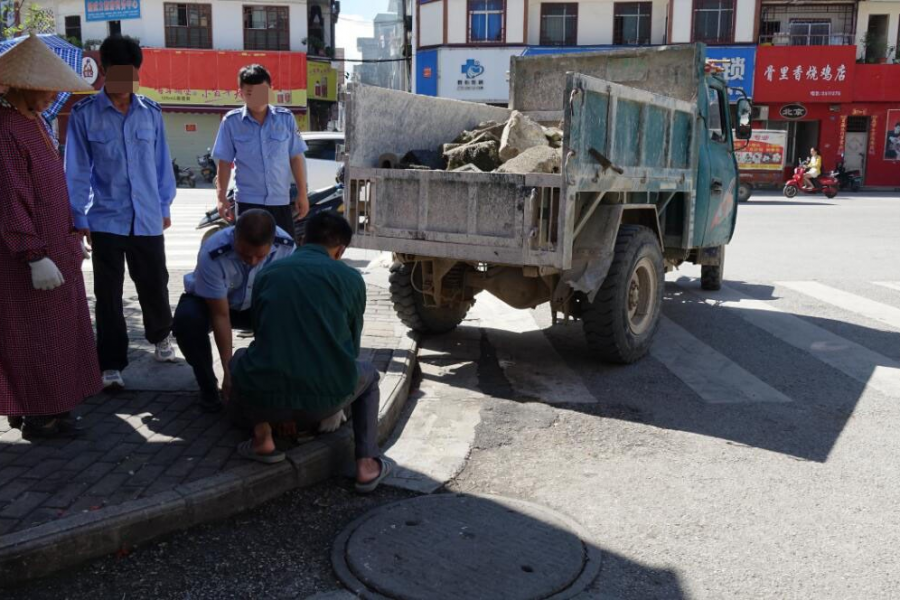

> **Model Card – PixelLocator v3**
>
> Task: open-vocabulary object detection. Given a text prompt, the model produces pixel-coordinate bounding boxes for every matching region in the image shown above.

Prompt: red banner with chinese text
[138,49,307,107]
[753,46,857,104]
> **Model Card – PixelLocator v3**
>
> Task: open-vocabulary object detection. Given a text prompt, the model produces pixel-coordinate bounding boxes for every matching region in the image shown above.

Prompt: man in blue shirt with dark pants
[65,35,178,390]
[213,64,309,238]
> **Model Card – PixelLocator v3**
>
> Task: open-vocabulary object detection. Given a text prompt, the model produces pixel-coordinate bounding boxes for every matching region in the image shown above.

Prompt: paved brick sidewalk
[0,270,410,538]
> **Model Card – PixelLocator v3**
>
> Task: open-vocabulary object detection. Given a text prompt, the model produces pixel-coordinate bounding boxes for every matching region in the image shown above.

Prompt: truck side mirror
[735,98,752,140]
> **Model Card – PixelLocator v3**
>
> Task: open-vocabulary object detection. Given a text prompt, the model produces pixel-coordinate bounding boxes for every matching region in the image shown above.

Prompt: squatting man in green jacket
[227,212,394,493]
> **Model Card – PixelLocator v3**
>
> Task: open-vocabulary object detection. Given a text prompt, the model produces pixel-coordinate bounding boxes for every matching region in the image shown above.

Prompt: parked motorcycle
[173,159,196,188]
[783,160,838,199]
[197,149,217,184]
[197,166,345,245]
[831,159,862,192]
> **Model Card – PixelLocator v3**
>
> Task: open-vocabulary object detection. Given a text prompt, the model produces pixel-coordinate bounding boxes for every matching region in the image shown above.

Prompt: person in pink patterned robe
[0,35,101,439]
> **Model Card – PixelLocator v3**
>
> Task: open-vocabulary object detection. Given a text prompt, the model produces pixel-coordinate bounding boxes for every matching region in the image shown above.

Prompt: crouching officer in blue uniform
[173,210,294,412]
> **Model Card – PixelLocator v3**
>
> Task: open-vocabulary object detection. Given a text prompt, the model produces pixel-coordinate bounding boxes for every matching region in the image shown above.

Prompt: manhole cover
[332,494,601,600]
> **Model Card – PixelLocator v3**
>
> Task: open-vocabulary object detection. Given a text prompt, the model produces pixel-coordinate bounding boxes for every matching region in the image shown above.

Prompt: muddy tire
[738,182,752,203]
[581,225,664,364]
[389,262,472,334]
[700,246,725,291]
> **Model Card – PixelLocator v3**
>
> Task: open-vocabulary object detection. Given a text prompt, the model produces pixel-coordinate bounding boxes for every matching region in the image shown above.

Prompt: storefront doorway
[844,116,869,178]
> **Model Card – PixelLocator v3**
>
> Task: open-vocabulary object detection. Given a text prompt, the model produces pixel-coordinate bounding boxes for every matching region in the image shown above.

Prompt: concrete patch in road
[779,281,900,331]
[476,295,598,405]
[652,316,794,404]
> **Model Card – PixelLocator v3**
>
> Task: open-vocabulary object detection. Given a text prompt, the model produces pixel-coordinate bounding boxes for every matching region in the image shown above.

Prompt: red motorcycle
[783,160,838,199]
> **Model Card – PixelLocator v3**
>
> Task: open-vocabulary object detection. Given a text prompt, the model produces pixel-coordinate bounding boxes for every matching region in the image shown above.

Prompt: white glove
[81,239,91,261]
[319,410,348,433]
[29,257,65,291]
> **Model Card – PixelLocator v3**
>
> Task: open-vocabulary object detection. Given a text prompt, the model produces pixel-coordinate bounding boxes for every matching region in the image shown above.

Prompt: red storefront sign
[753,46,857,103]
[138,49,308,106]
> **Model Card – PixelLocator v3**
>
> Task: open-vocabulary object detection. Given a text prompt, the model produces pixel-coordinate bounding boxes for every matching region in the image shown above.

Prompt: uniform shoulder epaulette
[137,95,162,111]
[273,106,292,114]
[274,235,295,247]
[71,95,97,112]
[223,108,243,119]
[208,244,233,259]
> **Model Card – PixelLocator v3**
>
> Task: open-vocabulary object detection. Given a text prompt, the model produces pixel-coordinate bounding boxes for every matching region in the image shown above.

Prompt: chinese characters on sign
[754,46,856,103]
[706,46,756,101]
[885,110,900,161]
[779,104,807,119]
[838,115,847,155]
[85,0,140,22]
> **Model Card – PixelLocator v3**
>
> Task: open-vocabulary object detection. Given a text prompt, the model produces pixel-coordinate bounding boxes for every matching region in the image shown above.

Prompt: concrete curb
[0,334,418,586]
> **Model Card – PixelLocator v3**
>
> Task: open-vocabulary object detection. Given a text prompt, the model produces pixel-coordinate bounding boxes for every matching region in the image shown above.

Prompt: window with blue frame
[468,0,505,43]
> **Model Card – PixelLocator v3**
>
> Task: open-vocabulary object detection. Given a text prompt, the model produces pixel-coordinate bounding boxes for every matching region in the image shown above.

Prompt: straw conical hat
[0,33,92,92]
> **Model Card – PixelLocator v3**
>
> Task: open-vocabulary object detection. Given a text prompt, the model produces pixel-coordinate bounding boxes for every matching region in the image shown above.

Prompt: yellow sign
[138,87,308,107]
[308,61,337,102]
[296,113,309,132]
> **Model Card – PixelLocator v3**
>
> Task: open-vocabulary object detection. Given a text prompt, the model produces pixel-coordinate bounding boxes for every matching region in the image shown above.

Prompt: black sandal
[8,416,23,429]
[21,417,80,440]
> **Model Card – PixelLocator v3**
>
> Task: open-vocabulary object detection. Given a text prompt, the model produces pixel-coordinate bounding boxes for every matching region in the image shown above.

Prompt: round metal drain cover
[332,494,601,600]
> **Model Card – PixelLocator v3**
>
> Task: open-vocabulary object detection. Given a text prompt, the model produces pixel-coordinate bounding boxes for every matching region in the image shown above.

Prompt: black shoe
[8,416,23,429]
[199,390,223,413]
[21,417,81,440]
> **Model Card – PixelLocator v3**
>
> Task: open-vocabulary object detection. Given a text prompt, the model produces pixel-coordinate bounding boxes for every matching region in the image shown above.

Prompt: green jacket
[231,244,366,413]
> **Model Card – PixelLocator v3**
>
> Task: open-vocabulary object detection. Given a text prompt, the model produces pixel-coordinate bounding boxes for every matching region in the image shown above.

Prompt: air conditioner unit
[752,105,769,121]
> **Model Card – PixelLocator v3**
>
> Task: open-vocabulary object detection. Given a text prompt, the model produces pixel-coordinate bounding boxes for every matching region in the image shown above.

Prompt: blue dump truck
[342,44,752,363]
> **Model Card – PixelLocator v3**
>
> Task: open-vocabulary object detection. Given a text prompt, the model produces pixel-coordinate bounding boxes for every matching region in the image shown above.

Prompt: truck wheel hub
[627,257,656,335]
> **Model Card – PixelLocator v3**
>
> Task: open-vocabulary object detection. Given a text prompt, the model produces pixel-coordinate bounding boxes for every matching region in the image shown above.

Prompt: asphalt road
[8,190,900,599]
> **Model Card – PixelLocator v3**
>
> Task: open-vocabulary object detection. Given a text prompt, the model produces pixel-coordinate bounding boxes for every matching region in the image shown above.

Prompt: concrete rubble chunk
[451,164,483,173]
[495,145,561,174]
[499,110,549,162]
[444,140,501,172]
[402,149,445,170]
[454,120,506,145]
[543,126,564,148]
[442,143,462,155]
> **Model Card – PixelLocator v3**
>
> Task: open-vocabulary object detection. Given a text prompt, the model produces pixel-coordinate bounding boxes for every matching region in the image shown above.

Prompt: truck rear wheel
[700,246,725,291]
[738,182,751,203]
[389,262,472,334]
[581,225,664,364]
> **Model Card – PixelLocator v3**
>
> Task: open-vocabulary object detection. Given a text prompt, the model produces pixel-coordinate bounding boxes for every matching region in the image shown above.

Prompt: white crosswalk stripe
[651,316,794,404]
[674,280,900,399]
[778,281,900,332]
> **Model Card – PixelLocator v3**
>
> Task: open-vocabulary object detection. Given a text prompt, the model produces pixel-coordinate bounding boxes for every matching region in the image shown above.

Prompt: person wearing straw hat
[0,34,102,439]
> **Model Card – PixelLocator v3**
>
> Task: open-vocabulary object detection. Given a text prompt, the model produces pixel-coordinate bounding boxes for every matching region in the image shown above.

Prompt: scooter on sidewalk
[197,166,345,245]
[197,149,217,184]
[173,159,197,188]
[783,160,838,199]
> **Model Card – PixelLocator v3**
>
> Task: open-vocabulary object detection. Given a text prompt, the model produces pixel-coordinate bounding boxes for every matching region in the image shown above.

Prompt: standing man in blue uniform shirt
[213,64,309,238]
[172,210,295,412]
[65,35,178,391]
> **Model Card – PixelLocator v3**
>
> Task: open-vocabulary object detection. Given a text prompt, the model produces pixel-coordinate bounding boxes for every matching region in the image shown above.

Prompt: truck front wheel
[389,262,473,335]
[700,246,725,291]
[581,225,664,364]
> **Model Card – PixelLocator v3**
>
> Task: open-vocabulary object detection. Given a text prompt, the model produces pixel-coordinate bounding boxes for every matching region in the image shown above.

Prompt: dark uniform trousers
[235,201,295,240]
[91,232,173,372]
[172,293,252,395]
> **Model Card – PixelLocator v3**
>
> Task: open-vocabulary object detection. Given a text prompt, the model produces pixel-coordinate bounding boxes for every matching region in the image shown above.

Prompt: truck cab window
[707,87,726,142]
[306,139,337,161]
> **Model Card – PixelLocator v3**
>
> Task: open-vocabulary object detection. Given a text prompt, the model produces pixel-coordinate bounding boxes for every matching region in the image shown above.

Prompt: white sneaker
[154,336,178,362]
[102,370,125,390]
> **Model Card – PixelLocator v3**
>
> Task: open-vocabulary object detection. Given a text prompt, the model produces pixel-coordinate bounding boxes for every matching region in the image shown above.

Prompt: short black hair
[238,64,272,87]
[99,35,143,70]
[304,212,352,249]
[235,209,276,247]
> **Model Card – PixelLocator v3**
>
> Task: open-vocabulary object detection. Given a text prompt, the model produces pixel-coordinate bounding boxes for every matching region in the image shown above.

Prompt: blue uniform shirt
[184,226,295,311]
[211,105,307,207]
[65,91,177,236]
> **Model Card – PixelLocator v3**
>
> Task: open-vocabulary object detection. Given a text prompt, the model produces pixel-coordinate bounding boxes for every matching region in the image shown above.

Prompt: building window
[540,3,577,46]
[789,19,830,46]
[108,20,122,36]
[64,16,82,44]
[468,0,505,43]
[164,4,212,49]
[613,2,651,45]
[243,5,290,51]
[693,0,733,44]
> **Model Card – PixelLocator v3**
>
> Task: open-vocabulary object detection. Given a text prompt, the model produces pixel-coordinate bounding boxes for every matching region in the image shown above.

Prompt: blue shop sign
[85,0,140,22]
[706,46,756,102]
